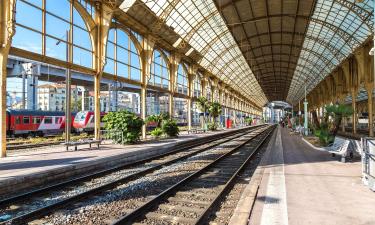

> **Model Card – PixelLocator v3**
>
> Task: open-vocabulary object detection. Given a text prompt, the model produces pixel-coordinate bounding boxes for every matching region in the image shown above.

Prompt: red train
[73,111,106,133]
[6,109,185,137]
[72,111,157,132]
[5,110,107,137]
[6,109,76,137]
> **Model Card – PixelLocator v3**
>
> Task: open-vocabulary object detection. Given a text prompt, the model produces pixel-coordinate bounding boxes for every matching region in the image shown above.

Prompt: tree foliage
[196,97,209,114]
[245,117,253,125]
[208,102,222,119]
[102,110,144,144]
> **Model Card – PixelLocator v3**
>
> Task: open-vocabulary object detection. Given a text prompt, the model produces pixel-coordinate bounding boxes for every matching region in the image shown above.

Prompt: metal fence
[361,137,375,191]
[99,130,123,144]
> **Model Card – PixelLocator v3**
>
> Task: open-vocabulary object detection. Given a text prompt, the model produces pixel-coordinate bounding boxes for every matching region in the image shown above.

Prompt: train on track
[6,109,187,137]
[6,109,75,137]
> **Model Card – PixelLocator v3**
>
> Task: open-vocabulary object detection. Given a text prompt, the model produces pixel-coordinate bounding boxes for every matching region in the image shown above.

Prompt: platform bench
[188,128,206,134]
[61,139,102,151]
[325,137,351,162]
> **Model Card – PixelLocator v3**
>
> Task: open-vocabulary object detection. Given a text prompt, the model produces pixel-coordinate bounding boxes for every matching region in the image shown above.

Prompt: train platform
[238,126,375,225]
[0,127,249,197]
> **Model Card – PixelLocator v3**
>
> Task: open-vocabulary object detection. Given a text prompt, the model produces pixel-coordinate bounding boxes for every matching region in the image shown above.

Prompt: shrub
[162,119,179,137]
[102,110,144,144]
[207,122,218,131]
[150,127,163,137]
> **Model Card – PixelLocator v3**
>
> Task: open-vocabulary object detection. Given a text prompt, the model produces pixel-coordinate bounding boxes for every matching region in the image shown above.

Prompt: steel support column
[0,52,7,157]
[168,54,180,119]
[0,0,16,157]
[81,87,88,111]
[93,4,113,141]
[304,100,309,136]
[140,36,155,139]
[352,89,358,135]
[141,86,147,138]
[187,66,197,131]
[65,29,72,143]
[367,84,374,137]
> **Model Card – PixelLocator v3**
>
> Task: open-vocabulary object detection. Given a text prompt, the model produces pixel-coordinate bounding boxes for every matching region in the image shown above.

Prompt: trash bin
[226,119,232,128]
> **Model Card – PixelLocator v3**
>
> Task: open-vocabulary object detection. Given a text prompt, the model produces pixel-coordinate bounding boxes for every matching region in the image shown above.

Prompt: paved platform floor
[0,129,233,183]
[250,126,375,225]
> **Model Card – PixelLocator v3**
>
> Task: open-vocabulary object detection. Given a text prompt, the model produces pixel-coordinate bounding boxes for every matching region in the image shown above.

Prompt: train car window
[74,112,86,122]
[15,116,20,124]
[23,116,30,124]
[33,117,41,124]
[44,117,52,124]
[55,117,60,124]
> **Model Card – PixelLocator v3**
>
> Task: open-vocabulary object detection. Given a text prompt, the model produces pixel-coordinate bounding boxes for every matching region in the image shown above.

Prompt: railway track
[112,125,274,225]
[7,135,94,151]
[0,125,267,225]
[7,141,63,150]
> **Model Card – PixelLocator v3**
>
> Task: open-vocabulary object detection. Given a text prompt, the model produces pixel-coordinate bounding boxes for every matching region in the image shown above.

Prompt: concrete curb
[300,136,330,152]
[228,127,278,225]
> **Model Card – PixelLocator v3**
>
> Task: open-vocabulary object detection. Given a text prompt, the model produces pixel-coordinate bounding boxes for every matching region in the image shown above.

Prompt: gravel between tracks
[1,139,228,220]
[27,133,257,225]
[208,134,270,225]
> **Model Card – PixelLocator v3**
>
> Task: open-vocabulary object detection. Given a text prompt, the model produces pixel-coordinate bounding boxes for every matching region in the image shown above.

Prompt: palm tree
[208,102,222,130]
[146,112,169,128]
[312,104,353,146]
[196,96,209,129]
[325,104,353,136]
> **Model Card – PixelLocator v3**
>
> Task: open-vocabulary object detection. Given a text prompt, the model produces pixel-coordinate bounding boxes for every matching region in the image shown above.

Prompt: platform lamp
[56,29,72,143]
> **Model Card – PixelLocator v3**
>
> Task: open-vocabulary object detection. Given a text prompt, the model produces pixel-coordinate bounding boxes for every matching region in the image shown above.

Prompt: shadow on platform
[0,157,93,170]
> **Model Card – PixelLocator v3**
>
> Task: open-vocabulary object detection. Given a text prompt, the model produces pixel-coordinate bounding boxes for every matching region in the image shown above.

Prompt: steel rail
[0,125,263,206]
[0,125,266,225]
[111,125,275,225]
[193,126,274,224]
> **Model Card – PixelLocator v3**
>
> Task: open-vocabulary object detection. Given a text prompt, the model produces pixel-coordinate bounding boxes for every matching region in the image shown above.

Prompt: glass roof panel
[287,0,373,104]
[137,0,268,107]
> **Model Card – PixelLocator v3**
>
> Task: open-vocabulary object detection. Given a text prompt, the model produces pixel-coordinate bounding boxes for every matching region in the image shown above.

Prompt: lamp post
[270,102,275,123]
[304,85,308,136]
[56,30,72,143]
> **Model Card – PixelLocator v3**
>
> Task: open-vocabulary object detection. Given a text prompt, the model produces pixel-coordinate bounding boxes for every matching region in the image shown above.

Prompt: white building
[37,84,80,111]
[87,91,109,112]
[117,92,140,113]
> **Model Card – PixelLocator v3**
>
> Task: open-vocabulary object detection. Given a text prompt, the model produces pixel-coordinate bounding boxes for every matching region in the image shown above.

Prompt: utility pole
[57,30,72,143]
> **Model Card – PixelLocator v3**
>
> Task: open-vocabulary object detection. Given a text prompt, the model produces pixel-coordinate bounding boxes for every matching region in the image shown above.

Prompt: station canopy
[121,0,373,107]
